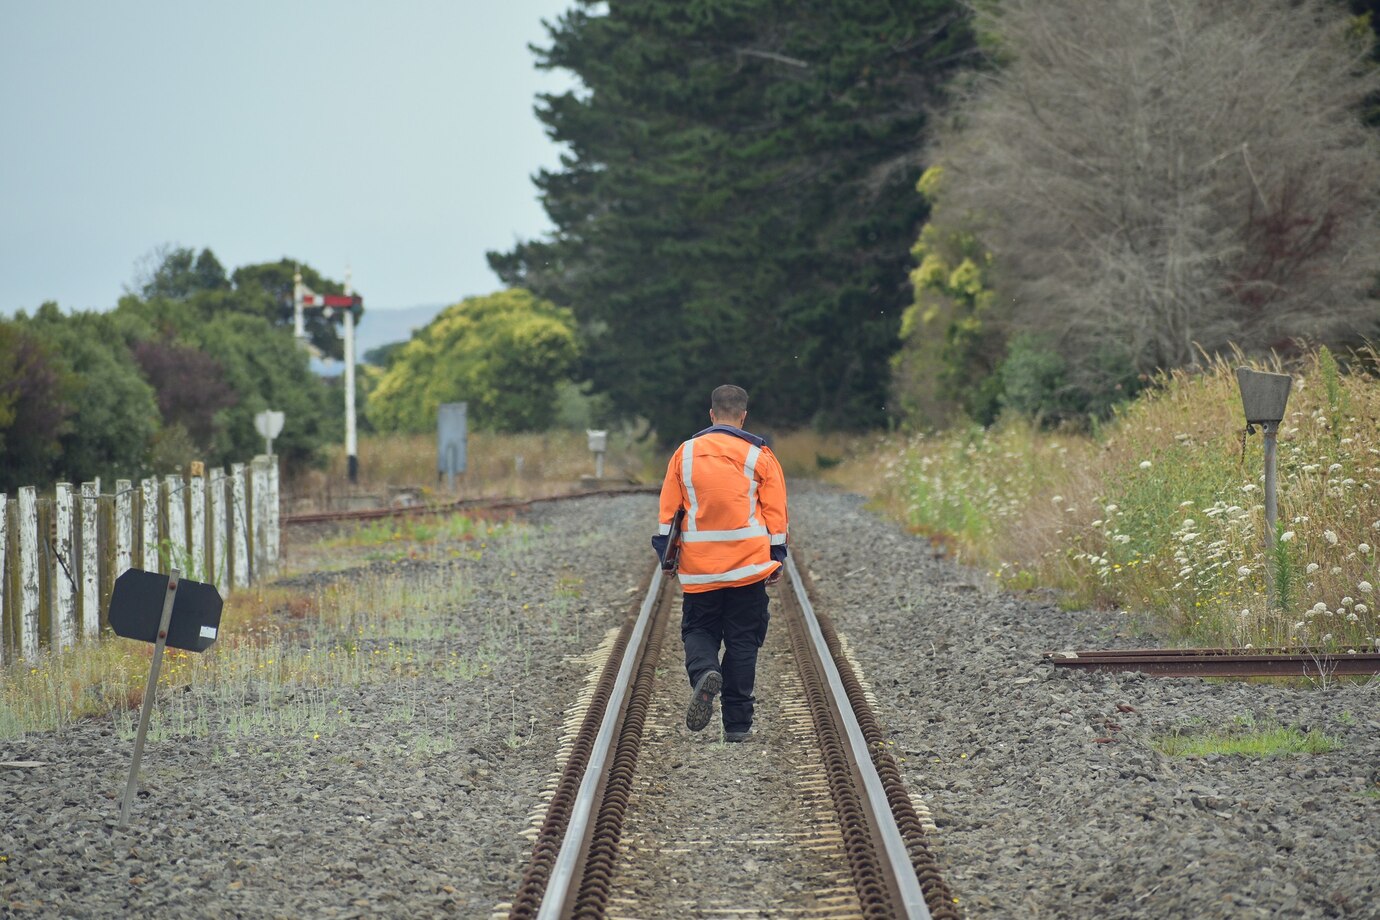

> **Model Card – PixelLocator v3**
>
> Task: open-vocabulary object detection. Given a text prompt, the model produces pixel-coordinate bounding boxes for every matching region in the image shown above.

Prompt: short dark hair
[711,384,749,417]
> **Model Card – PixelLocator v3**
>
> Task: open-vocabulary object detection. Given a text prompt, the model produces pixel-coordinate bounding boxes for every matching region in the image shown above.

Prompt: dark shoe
[724,728,753,743]
[686,670,722,732]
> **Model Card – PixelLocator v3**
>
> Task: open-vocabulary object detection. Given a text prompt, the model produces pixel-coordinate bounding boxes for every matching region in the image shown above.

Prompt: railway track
[282,486,659,526]
[500,554,958,920]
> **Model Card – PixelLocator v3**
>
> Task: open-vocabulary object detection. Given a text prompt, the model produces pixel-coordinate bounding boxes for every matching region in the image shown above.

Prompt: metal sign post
[119,568,180,827]
[438,403,469,491]
[110,568,223,826]
[254,410,285,457]
[1235,368,1293,609]
[587,429,608,480]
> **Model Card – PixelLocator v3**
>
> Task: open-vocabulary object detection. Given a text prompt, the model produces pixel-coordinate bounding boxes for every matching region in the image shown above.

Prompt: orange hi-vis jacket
[656,425,789,593]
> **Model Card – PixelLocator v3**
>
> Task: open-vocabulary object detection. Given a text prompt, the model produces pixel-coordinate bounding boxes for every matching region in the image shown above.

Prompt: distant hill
[313,303,445,374]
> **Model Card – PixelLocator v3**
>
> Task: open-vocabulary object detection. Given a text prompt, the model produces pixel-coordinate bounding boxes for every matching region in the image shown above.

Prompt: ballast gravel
[2,483,1377,918]
[790,482,1380,919]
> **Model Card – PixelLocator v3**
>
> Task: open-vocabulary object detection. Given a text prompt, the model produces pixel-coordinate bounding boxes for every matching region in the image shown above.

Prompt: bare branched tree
[929,0,1380,393]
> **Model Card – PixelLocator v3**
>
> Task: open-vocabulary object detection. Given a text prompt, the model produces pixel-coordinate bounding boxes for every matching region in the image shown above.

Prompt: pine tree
[491,0,972,438]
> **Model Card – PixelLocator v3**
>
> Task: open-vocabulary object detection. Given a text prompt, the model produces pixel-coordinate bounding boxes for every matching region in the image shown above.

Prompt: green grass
[1153,723,1340,758]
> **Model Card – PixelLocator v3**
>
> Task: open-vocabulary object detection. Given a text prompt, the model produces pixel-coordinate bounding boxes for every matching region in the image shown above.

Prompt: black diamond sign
[109,569,223,652]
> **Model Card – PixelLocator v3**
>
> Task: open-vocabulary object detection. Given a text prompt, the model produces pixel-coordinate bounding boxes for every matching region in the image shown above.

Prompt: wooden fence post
[165,474,186,572]
[54,484,77,650]
[267,459,281,565]
[141,478,160,573]
[81,482,100,638]
[189,473,206,582]
[18,486,40,659]
[114,478,133,587]
[231,463,249,588]
[251,457,270,578]
[1,493,7,665]
[210,468,228,593]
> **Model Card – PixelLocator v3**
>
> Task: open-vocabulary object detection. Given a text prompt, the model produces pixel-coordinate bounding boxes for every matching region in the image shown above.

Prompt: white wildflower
[1241,483,1258,493]
[1324,530,1339,545]
[1051,495,1064,505]
[1237,566,1252,577]
[1306,563,1320,574]
[1139,460,1152,470]
[1360,544,1371,555]
[1179,500,1194,508]
[1332,566,1344,576]
[1360,581,1374,594]
[1342,596,1355,607]
[1355,604,1369,615]
[1280,531,1295,542]
[1347,613,1361,623]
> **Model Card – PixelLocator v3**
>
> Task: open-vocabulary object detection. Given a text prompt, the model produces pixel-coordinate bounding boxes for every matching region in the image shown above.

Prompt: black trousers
[681,580,770,733]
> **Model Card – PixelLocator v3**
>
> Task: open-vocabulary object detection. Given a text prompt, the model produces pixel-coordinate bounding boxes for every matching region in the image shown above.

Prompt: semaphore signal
[294,268,362,483]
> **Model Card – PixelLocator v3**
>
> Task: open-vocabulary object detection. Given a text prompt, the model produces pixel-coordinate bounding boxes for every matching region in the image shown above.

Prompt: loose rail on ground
[1045,647,1380,677]
[283,486,658,526]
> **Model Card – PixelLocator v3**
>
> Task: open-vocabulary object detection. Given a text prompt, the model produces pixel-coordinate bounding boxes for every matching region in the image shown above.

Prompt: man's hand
[765,568,782,586]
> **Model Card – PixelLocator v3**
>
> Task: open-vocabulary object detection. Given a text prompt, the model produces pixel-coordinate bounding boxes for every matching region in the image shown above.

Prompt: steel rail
[283,486,658,526]
[536,566,665,920]
[784,556,934,920]
[1045,647,1380,677]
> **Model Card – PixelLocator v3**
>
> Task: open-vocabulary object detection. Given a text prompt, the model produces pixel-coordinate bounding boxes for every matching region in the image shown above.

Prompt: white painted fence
[0,456,280,663]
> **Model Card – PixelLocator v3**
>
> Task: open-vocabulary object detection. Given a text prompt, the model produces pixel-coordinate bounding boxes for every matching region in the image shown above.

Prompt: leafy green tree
[135,248,354,360]
[367,289,578,433]
[231,258,358,361]
[16,304,161,483]
[198,312,341,467]
[140,246,231,300]
[0,319,72,490]
[490,0,974,439]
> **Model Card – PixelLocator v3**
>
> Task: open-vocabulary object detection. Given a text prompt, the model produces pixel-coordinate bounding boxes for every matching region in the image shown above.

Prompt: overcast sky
[0,0,576,315]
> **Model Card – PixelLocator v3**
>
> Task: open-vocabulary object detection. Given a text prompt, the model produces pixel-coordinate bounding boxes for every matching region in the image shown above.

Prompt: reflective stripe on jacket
[656,425,788,593]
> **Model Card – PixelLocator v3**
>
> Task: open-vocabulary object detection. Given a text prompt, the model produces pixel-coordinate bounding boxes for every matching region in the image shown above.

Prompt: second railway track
[501,552,959,920]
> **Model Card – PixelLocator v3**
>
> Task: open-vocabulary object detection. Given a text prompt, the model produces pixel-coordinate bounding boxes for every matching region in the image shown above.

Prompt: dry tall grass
[291,428,657,511]
[850,350,1380,649]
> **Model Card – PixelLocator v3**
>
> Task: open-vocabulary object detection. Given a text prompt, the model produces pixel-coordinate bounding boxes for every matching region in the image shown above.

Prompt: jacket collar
[691,424,766,448]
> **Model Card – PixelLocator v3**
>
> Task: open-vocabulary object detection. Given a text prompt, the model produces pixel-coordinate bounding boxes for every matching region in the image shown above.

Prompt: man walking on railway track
[653,384,789,743]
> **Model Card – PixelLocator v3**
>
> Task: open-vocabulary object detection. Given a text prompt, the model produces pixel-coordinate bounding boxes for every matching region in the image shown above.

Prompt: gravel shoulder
[1,495,652,919]
[790,481,1380,919]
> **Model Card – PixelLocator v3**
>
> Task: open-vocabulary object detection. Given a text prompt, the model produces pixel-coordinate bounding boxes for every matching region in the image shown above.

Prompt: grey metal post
[1263,420,1279,610]
[119,567,180,827]
[1263,421,1279,545]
